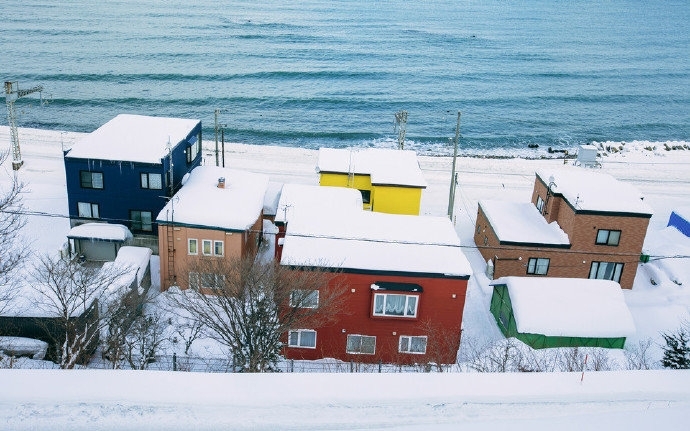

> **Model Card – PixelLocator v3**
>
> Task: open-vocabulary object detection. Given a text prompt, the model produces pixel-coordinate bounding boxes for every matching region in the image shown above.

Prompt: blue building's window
[130,210,153,232]
[186,136,200,164]
[140,173,163,190]
[80,171,104,189]
[77,202,100,219]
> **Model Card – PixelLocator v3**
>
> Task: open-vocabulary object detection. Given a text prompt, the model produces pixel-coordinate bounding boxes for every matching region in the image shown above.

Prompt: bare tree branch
[0,149,27,312]
[169,255,345,372]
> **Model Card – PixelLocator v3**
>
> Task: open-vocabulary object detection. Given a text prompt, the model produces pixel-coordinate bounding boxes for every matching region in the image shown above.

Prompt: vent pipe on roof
[217,177,225,188]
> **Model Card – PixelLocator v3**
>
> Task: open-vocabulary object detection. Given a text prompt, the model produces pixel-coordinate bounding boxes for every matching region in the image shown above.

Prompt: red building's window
[373,293,418,318]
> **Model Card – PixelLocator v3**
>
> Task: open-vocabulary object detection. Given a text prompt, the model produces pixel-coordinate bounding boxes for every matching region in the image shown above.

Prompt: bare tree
[124,311,168,370]
[624,338,657,370]
[169,255,345,372]
[30,254,132,369]
[0,150,27,312]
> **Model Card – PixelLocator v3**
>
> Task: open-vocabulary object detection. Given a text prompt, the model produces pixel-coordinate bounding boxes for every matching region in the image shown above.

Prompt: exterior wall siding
[157,215,260,291]
[282,271,468,365]
[318,172,422,215]
[64,122,202,235]
[371,185,422,215]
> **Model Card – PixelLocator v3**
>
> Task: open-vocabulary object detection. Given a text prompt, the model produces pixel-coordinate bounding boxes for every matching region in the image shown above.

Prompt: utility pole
[214,108,220,166]
[394,110,408,150]
[221,125,226,168]
[5,81,44,170]
[447,111,461,220]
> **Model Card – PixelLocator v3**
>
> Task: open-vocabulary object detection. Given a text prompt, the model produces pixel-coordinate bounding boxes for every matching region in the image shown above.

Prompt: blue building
[64,114,202,238]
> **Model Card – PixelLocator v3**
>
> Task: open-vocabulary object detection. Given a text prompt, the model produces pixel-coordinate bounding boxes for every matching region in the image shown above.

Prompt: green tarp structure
[490,283,627,349]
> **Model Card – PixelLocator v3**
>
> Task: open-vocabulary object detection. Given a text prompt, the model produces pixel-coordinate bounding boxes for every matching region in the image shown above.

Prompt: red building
[276,185,472,365]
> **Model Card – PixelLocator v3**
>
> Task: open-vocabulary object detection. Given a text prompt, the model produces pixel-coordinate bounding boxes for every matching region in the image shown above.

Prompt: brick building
[475,168,653,289]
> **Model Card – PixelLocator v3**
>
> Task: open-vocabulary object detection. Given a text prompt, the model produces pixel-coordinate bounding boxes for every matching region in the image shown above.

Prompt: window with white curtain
[373,293,418,317]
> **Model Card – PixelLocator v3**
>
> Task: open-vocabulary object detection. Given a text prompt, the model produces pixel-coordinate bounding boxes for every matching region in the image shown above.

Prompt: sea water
[1,0,689,156]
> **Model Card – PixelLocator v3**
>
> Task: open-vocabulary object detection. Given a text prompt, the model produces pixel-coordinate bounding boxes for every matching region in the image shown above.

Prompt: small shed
[575,144,600,168]
[668,207,690,238]
[489,277,635,349]
[67,223,133,261]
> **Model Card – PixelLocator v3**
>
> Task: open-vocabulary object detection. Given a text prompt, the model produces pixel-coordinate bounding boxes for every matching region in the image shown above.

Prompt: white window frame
[290,290,319,308]
[189,271,224,290]
[595,229,621,246]
[202,239,213,256]
[536,195,544,213]
[346,334,376,355]
[188,238,198,255]
[399,335,427,354]
[372,293,418,318]
[526,257,550,275]
[214,240,224,256]
[80,171,103,189]
[140,172,163,190]
[288,329,317,349]
[77,202,99,218]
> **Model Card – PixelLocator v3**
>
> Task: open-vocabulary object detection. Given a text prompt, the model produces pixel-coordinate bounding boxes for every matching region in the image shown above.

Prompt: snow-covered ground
[2,126,690,429]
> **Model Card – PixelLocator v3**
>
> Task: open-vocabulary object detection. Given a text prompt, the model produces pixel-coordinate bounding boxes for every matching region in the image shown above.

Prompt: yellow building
[316,148,427,215]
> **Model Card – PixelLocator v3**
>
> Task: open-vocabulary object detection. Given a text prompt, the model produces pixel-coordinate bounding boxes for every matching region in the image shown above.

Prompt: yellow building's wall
[318,172,422,215]
[319,172,374,210]
[372,185,422,215]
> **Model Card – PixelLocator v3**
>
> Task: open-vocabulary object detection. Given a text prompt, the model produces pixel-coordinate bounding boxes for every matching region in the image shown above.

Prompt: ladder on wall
[166,222,176,287]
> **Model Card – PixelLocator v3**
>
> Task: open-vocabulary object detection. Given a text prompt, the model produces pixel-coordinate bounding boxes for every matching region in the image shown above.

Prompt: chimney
[217,177,225,188]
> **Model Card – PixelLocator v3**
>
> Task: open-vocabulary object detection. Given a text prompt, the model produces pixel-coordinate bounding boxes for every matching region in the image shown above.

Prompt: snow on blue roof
[66,114,200,164]
[536,168,653,215]
[156,166,269,231]
[316,148,427,187]
[479,200,570,245]
[491,277,636,338]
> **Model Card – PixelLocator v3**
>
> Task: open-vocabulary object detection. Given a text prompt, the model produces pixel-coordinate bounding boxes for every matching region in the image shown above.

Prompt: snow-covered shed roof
[275,184,363,225]
[111,246,152,287]
[280,197,471,276]
[491,277,636,338]
[263,181,284,217]
[316,148,427,188]
[156,166,269,231]
[281,236,471,277]
[536,168,653,215]
[288,209,463,247]
[66,114,200,164]
[67,223,133,242]
[479,200,570,246]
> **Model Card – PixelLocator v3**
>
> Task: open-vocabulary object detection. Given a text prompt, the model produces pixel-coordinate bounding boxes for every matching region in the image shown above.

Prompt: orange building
[156,166,268,291]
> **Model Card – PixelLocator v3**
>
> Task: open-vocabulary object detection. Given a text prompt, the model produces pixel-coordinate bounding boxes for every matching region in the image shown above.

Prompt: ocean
[2,0,689,157]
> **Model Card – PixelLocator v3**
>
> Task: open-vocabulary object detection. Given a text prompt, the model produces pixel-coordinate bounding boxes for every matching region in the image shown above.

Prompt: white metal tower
[4,81,44,170]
